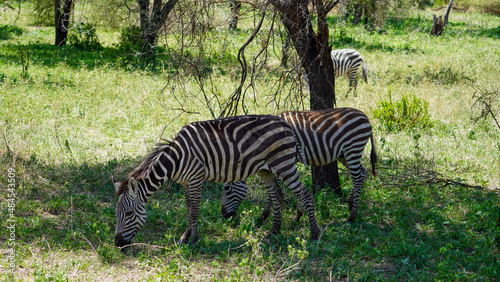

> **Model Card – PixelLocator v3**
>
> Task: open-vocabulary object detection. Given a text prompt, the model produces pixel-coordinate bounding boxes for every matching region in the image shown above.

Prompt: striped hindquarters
[331,49,365,78]
[280,108,373,167]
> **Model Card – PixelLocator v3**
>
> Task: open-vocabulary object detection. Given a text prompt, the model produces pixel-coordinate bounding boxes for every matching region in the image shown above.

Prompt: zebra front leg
[180,182,202,244]
[279,168,319,240]
[180,184,192,244]
[259,194,272,224]
[257,170,283,236]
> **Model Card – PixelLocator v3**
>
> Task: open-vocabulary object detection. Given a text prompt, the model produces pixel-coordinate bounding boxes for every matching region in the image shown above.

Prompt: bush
[0,24,23,40]
[374,90,434,132]
[68,22,102,51]
[117,25,143,53]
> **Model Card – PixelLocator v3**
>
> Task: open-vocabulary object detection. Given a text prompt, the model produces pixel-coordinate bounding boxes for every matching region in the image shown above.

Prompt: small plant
[374,89,434,132]
[471,85,500,131]
[68,22,102,51]
[20,47,30,79]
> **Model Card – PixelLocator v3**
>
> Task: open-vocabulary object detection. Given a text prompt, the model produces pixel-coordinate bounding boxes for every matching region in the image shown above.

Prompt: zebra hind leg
[179,185,192,244]
[346,72,358,98]
[346,165,368,223]
[259,193,272,225]
[262,183,303,223]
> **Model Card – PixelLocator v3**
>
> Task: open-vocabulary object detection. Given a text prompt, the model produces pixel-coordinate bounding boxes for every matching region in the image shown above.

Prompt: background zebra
[114,115,319,247]
[221,108,377,223]
[331,49,368,97]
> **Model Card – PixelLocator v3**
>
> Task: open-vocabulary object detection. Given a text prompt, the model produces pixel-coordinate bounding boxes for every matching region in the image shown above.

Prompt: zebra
[331,49,368,97]
[114,115,320,247]
[221,108,377,224]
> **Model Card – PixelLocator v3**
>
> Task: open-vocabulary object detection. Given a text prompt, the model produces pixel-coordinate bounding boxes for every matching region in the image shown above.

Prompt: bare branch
[325,0,343,13]
[220,1,270,118]
[443,0,454,28]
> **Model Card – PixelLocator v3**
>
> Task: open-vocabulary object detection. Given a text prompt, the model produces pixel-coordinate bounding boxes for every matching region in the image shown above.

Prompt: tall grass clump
[374,89,434,132]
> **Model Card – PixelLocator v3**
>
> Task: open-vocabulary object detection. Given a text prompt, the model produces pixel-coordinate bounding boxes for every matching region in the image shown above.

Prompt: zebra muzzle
[114,233,131,248]
[221,204,236,219]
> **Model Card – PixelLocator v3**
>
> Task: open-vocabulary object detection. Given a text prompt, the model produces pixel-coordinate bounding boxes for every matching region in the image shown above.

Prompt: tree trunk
[430,15,444,36]
[229,0,241,31]
[431,0,454,36]
[273,0,341,194]
[54,0,73,46]
[353,5,363,26]
[138,0,179,57]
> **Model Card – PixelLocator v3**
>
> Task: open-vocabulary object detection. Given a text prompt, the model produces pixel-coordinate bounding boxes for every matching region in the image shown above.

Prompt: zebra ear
[128,177,139,198]
[113,181,121,195]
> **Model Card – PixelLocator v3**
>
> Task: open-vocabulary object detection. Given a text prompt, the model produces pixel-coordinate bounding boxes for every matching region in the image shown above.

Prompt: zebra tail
[362,61,368,83]
[370,134,377,177]
[294,135,307,165]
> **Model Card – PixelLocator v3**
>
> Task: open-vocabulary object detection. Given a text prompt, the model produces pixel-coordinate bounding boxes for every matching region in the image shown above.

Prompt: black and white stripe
[221,108,377,223]
[114,115,319,247]
[331,49,368,97]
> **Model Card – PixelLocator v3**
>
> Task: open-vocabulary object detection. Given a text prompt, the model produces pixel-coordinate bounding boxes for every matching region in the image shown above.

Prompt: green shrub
[117,25,143,53]
[374,90,434,132]
[68,22,102,51]
[0,24,23,40]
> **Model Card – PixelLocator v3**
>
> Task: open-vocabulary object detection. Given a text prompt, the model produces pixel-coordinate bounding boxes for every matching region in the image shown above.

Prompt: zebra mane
[117,141,173,195]
[116,141,173,196]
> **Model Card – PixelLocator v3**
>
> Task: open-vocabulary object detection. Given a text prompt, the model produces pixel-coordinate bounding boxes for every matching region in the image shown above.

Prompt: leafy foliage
[0,24,23,40]
[116,25,142,54]
[374,90,434,132]
[68,22,102,51]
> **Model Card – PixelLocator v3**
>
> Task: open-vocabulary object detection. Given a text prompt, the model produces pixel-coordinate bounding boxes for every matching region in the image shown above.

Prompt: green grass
[1,3,500,281]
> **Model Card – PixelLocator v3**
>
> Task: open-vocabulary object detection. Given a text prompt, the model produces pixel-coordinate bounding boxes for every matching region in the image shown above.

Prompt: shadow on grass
[1,150,499,279]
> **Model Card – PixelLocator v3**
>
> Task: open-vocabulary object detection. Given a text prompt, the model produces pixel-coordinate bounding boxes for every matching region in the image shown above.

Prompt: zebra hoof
[178,238,189,245]
[346,220,353,225]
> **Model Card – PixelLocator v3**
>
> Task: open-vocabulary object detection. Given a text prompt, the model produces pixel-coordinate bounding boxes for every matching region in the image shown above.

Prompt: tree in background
[55,0,73,46]
[137,0,178,57]
[229,0,241,31]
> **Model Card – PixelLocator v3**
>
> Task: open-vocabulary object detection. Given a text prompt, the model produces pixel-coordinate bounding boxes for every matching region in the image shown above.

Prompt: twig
[2,125,14,156]
[116,242,165,251]
[79,232,98,254]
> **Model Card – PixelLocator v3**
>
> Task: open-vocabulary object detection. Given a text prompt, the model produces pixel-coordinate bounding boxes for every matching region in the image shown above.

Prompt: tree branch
[220,1,270,118]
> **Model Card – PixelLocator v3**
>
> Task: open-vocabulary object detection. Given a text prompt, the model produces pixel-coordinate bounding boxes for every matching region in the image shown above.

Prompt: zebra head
[221,181,248,219]
[114,177,147,248]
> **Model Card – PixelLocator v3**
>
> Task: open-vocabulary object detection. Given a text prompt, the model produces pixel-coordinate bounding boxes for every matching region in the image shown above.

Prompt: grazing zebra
[221,108,377,223]
[331,49,368,97]
[114,115,319,247]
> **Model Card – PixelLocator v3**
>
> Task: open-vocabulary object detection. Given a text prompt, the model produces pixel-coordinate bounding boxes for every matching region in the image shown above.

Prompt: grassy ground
[1,3,500,281]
